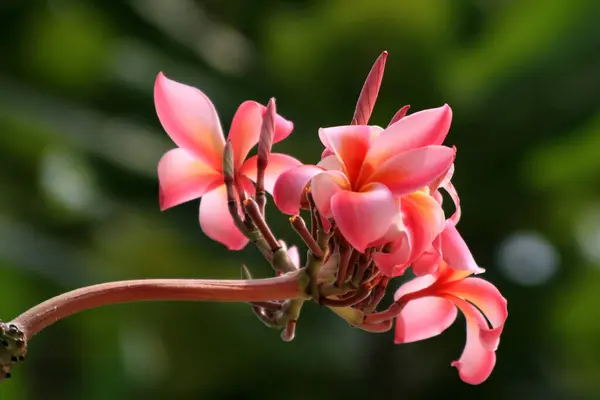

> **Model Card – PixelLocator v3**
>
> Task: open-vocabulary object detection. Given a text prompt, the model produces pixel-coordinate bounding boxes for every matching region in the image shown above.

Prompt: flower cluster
[155,52,507,385]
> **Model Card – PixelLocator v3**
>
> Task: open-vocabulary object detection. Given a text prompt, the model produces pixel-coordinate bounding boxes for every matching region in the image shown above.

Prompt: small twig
[244,198,280,251]
[320,286,371,307]
[351,252,372,287]
[290,215,323,259]
[336,242,352,287]
[362,277,390,314]
[356,319,393,333]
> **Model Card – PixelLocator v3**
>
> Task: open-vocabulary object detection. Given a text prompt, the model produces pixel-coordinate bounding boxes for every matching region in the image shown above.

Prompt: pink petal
[443,181,461,226]
[199,184,248,250]
[319,125,373,184]
[394,273,438,302]
[411,235,442,276]
[377,190,445,277]
[443,278,508,333]
[157,148,223,211]
[263,106,294,144]
[394,297,457,344]
[366,145,456,196]
[448,297,497,385]
[365,105,452,169]
[321,148,334,159]
[387,105,411,127]
[240,153,302,194]
[154,73,225,170]
[373,232,411,277]
[287,245,300,269]
[402,191,445,263]
[317,155,344,171]
[441,223,485,273]
[330,183,396,253]
[227,101,263,169]
[311,171,351,218]
[273,165,323,215]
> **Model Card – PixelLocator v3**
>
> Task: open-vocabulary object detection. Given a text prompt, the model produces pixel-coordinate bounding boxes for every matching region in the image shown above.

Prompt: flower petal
[319,125,373,184]
[394,297,457,344]
[317,155,344,171]
[227,101,295,168]
[441,223,485,273]
[365,105,452,169]
[443,181,461,226]
[402,191,446,263]
[287,245,300,269]
[394,273,438,301]
[311,171,351,218]
[227,101,263,168]
[330,183,396,253]
[154,73,225,170]
[199,185,248,250]
[158,148,223,210]
[273,165,323,215]
[387,105,411,127]
[372,233,411,278]
[411,235,442,276]
[443,278,508,333]
[366,145,456,196]
[448,297,497,385]
[240,153,302,194]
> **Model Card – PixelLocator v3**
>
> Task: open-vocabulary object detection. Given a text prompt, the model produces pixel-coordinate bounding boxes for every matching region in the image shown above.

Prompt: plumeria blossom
[155,72,301,250]
[147,52,507,387]
[273,105,455,253]
[394,255,507,385]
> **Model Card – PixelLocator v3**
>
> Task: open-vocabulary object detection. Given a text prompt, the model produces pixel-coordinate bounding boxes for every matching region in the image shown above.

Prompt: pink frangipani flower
[274,105,455,253]
[155,73,301,250]
[394,259,507,385]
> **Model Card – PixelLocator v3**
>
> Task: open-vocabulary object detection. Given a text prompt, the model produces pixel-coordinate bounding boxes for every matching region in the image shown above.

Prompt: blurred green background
[1,0,600,398]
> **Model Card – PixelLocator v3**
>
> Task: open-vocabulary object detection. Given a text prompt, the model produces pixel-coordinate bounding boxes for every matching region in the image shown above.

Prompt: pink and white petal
[373,236,411,278]
[448,296,497,385]
[273,165,324,215]
[317,155,344,171]
[402,191,445,262]
[287,245,300,269]
[154,73,225,170]
[443,181,461,226]
[330,183,396,253]
[319,125,373,183]
[411,235,442,276]
[387,105,411,127]
[311,171,351,218]
[199,185,248,250]
[240,153,302,194]
[266,107,295,144]
[442,278,508,331]
[228,101,264,169]
[158,148,223,210]
[394,274,438,302]
[367,145,456,196]
[237,174,256,199]
[321,148,334,159]
[373,209,411,277]
[441,223,484,273]
[365,104,453,169]
[395,296,458,344]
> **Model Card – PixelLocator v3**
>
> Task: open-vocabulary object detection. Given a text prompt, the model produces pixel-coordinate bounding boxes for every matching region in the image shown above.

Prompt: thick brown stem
[10,271,308,339]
